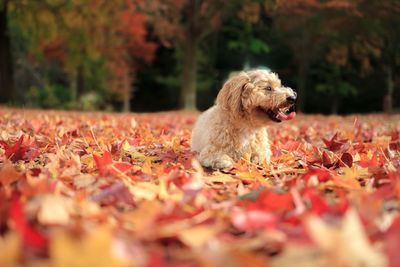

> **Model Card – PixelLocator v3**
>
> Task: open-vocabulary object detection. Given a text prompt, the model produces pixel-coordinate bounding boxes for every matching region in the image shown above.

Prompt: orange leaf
[0,160,21,186]
[332,176,361,190]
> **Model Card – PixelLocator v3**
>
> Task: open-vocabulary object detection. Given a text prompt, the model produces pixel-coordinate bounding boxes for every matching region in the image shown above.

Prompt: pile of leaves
[1,108,400,267]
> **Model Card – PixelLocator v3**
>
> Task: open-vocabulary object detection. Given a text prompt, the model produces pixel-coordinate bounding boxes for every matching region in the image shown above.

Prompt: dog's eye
[266,86,272,91]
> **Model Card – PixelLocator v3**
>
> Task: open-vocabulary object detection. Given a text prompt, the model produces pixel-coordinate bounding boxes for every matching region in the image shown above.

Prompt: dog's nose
[286,95,296,104]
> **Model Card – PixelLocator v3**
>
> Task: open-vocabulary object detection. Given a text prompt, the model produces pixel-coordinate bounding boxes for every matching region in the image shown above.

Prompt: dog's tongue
[276,111,296,121]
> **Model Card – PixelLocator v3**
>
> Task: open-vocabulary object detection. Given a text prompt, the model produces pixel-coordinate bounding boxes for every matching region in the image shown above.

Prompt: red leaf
[340,152,353,167]
[384,216,400,267]
[9,193,48,250]
[111,162,134,177]
[281,141,302,151]
[93,151,113,176]
[356,153,379,168]
[0,135,27,161]
[247,190,294,213]
[322,133,344,152]
[94,151,134,177]
[303,168,332,183]
[304,189,331,215]
[322,151,332,168]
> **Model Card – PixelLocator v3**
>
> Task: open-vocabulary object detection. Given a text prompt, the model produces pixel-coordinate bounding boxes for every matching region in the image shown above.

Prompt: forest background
[0,0,399,115]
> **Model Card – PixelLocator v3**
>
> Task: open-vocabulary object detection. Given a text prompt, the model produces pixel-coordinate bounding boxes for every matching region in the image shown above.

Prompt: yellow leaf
[121,140,131,151]
[178,225,220,248]
[50,226,128,267]
[130,151,146,161]
[341,165,362,180]
[236,172,255,180]
[141,157,152,175]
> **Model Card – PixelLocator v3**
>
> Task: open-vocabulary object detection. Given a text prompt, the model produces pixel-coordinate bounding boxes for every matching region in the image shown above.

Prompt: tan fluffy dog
[191,69,297,169]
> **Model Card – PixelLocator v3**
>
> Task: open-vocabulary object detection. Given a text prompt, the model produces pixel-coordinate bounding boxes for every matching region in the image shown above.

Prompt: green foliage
[28,84,71,109]
[314,65,357,97]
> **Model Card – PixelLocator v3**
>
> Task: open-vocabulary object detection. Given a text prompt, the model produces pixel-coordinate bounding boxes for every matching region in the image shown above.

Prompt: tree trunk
[295,27,310,113]
[0,0,14,103]
[122,72,131,112]
[77,65,85,98]
[331,92,340,114]
[296,61,308,113]
[181,37,198,110]
[180,0,200,111]
[70,73,77,103]
[383,65,393,112]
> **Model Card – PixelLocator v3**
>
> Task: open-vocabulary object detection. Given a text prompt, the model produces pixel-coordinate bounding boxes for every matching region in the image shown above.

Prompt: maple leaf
[303,168,332,184]
[93,151,113,174]
[322,132,345,152]
[322,151,333,168]
[340,152,353,167]
[356,153,380,168]
[0,135,27,161]
[246,189,294,213]
[93,151,134,177]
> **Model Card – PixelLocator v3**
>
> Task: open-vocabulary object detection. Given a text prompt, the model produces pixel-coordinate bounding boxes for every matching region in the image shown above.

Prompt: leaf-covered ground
[1,108,400,267]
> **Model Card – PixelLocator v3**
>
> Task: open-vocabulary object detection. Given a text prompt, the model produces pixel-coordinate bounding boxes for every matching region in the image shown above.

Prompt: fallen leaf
[0,135,27,161]
[0,233,20,267]
[0,160,21,186]
[50,226,128,267]
[37,195,72,225]
[305,208,387,266]
[178,224,221,248]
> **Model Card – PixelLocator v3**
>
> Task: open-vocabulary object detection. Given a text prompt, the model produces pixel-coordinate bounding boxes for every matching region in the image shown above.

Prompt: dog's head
[216,69,297,124]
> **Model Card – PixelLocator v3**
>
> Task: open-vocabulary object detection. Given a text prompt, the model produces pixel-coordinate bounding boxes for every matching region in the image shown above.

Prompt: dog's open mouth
[259,106,296,123]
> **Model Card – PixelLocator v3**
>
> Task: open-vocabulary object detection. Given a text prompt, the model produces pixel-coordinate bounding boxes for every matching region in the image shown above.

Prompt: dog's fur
[191,69,296,169]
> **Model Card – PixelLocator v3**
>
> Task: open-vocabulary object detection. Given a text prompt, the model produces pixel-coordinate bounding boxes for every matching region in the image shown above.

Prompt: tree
[266,0,356,112]
[9,0,157,111]
[0,0,14,103]
[145,0,232,110]
[353,0,400,112]
[227,2,270,69]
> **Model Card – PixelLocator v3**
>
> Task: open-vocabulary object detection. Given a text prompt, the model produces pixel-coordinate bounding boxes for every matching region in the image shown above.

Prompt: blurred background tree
[0,0,399,114]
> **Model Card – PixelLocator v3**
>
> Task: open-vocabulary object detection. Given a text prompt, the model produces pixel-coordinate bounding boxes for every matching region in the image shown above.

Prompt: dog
[191,69,296,169]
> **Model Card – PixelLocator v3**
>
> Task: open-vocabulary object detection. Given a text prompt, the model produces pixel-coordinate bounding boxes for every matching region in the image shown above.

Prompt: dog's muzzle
[286,95,296,104]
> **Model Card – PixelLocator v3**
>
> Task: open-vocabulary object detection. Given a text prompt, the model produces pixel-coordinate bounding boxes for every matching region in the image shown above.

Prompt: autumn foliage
[0,108,400,266]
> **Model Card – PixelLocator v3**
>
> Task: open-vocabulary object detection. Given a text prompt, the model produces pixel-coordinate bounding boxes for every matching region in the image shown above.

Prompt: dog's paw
[213,158,233,169]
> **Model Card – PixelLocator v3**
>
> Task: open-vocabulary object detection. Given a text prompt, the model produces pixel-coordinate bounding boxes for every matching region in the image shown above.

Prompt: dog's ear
[216,71,252,116]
